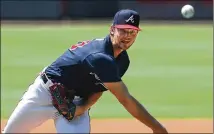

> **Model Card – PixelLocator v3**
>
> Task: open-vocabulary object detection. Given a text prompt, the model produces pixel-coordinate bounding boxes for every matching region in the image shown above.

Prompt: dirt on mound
[1,119,213,133]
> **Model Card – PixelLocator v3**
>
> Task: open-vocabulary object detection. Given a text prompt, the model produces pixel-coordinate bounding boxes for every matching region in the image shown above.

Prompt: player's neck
[113,47,123,58]
[110,34,123,58]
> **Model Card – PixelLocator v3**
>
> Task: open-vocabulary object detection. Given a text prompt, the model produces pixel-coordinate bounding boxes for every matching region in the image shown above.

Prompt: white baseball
[181,5,195,19]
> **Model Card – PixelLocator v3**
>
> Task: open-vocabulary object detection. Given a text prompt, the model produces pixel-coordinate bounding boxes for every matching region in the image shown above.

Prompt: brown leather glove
[49,83,76,121]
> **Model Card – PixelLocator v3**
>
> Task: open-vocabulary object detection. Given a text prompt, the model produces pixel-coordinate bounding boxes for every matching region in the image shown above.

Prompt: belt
[41,72,48,84]
[40,72,54,89]
[40,72,81,101]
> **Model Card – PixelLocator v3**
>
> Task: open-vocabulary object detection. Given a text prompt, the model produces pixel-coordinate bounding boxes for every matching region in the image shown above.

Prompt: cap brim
[114,24,141,31]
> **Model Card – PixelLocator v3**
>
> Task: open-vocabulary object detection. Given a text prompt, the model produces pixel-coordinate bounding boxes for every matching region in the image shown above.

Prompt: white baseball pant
[2,72,90,133]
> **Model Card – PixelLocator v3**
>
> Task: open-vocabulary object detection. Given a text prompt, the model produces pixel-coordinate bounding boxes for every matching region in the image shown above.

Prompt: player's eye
[117,28,137,36]
[129,31,134,34]
[119,29,126,34]
[127,30,137,35]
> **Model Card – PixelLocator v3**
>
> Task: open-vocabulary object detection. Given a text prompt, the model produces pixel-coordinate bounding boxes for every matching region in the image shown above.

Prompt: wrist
[151,123,167,133]
[150,120,164,130]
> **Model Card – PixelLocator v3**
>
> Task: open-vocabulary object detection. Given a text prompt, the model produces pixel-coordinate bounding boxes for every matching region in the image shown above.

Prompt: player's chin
[117,44,126,51]
[120,46,129,51]
[121,43,133,50]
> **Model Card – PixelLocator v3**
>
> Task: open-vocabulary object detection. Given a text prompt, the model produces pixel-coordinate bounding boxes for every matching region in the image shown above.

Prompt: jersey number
[69,40,90,51]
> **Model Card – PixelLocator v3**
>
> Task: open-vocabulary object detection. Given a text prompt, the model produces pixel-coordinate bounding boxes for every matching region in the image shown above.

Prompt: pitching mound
[1,119,213,133]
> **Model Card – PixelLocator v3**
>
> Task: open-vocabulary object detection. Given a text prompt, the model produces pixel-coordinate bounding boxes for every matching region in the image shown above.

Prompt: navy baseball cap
[112,9,141,31]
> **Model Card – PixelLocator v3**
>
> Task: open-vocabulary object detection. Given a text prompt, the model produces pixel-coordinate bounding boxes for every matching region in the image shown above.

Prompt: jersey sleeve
[116,51,130,77]
[83,53,121,83]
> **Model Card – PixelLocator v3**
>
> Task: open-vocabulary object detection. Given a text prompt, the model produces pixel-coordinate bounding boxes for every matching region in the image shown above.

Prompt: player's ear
[110,26,115,35]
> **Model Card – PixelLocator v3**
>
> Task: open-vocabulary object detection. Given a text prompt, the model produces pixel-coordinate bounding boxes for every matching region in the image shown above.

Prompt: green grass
[1,23,213,119]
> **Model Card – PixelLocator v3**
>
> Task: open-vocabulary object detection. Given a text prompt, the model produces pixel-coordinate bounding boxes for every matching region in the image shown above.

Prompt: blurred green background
[1,22,213,119]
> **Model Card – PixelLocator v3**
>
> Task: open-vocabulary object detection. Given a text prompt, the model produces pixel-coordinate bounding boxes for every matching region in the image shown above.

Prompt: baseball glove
[49,83,76,121]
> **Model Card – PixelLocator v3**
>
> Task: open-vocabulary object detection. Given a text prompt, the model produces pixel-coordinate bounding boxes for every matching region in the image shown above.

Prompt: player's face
[112,27,139,50]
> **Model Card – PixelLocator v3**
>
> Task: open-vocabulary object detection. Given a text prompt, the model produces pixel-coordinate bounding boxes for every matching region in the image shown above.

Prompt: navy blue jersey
[45,35,130,98]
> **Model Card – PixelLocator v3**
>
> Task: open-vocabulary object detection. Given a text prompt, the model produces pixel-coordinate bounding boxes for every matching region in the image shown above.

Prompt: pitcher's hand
[152,126,168,134]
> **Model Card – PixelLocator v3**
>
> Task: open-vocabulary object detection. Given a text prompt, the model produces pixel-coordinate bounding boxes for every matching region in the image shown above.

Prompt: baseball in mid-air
[181,4,195,19]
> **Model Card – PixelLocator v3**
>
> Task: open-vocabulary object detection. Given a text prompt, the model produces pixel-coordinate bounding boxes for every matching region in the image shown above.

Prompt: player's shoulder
[83,36,113,57]
[89,37,106,46]
[69,37,105,50]
[78,37,106,51]
[68,35,114,62]
[89,35,113,46]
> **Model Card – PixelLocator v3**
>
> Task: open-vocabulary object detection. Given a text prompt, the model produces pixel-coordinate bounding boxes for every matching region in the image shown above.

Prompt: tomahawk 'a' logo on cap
[125,15,134,23]
[112,9,141,31]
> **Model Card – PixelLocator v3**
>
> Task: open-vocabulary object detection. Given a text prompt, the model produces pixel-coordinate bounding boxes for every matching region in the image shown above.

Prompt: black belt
[40,72,77,100]
[40,73,48,84]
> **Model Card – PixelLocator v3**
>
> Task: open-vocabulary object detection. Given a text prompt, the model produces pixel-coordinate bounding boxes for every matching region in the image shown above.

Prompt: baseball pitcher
[2,9,168,133]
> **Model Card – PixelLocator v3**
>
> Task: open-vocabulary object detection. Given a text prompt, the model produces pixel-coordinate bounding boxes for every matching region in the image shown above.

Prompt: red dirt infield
[1,119,213,133]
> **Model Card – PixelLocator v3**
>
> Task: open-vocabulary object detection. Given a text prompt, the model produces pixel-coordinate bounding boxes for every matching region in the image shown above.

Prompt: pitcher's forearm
[74,92,103,117]
[122,95,163,130]
[82,92,103,110]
